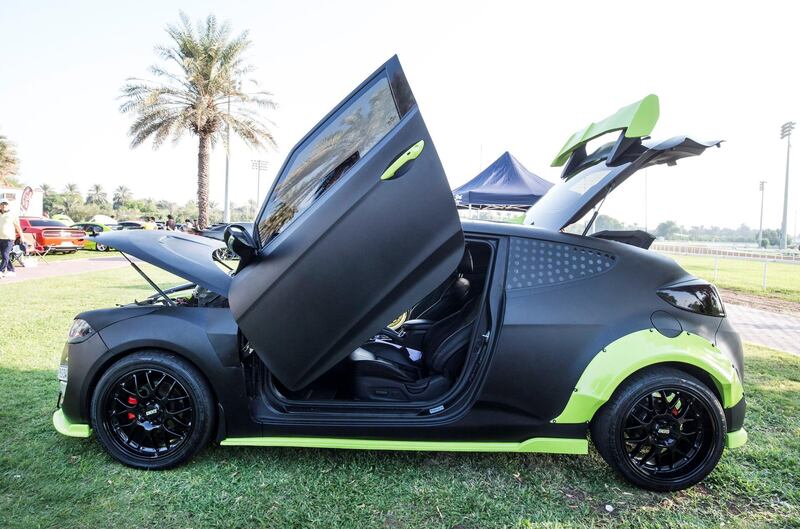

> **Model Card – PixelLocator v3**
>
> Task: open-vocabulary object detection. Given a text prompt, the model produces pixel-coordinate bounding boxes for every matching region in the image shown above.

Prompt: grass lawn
[663,253,800,303]
[1,267,798,528]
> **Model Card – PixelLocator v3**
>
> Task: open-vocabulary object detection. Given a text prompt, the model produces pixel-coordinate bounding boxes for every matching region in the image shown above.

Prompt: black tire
[590,367,726,491]
[96,243,108,252]
[90,350,215,469]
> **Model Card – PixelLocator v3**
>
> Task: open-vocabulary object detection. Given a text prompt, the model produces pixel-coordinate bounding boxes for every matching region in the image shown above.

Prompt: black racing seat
[351,296,481,401]
[408,248,474,321]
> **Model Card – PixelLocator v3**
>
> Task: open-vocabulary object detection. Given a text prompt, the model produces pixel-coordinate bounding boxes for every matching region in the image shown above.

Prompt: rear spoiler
[552,94,660,178]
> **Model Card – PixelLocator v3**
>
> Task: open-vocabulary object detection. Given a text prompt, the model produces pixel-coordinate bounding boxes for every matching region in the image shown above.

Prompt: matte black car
[53,57,746,491]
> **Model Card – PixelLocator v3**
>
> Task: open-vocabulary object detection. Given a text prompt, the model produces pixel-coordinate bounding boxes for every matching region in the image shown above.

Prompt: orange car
[20,217,85,253]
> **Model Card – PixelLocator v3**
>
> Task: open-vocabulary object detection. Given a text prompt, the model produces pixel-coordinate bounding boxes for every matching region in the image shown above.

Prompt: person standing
[165,214,177,231]
[0,201,23,278]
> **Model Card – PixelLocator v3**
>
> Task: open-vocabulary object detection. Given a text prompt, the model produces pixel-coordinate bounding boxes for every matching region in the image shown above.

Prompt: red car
[20,217,85,253]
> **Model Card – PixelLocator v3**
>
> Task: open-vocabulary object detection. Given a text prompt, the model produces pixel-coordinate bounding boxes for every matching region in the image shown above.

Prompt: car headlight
[67,318,95,343]
[657,281,725,317]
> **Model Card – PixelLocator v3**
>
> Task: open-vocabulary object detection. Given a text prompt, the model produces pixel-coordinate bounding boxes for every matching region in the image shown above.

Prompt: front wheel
[90,351,215,469]
[95,243,108,252]
[591,367,726,491]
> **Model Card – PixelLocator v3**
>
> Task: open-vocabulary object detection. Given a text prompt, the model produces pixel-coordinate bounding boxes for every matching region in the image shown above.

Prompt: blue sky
[1,0,798,230]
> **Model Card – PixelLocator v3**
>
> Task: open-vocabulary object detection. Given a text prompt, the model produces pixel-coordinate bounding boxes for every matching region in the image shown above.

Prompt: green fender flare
[553,329,744,425]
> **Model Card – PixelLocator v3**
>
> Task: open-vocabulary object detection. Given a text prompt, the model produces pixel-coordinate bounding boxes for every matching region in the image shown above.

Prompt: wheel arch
[82,344,224,427]
[552,328,743,426]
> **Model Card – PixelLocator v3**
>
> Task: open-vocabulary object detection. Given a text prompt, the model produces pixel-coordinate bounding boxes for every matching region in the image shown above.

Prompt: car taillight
[657,281,725,317]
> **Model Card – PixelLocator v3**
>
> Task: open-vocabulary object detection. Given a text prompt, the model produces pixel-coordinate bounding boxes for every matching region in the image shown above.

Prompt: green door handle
[380,140,425,180]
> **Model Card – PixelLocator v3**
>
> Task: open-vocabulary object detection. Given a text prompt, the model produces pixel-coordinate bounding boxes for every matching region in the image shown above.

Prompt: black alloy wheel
[620,387,715,480]
[103,368,194,458]
[591,367,726,491]
[91,351,215,469]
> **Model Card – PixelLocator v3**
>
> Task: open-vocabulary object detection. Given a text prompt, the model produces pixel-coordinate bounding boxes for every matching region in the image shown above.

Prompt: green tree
[41,184,59,215]
[0,134,20,185]
[86,184,108,206]
[119,12,276,228]
[654,220,680,239]
[113,186,133,210]
[594,214,625,232]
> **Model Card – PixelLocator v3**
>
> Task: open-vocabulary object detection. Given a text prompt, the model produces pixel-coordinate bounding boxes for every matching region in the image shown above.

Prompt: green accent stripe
[221,436,588,454]
[552,94,659,167]
[52,409,91,438]
[726,429,748,449]
[380,140,425,180]
[553,329,744,425]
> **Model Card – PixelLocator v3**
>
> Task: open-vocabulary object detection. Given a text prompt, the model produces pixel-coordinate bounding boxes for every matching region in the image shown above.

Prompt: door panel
[229,56,464,390]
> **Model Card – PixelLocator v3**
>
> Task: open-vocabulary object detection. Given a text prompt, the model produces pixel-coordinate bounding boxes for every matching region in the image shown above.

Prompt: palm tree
[40,183,53,195]
[119,12,276,228]
[64,183,80,195]
[0,134,20,185]
[86,184,108,205]
[113,185,133,210]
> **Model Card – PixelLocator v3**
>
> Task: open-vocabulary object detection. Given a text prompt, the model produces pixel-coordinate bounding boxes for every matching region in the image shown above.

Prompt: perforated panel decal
[507,237,616,290]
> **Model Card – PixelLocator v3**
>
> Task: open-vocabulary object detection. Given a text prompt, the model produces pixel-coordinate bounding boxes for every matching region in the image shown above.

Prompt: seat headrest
[458,248,474,274]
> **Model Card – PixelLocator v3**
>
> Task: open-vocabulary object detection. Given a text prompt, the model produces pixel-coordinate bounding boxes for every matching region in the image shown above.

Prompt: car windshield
[29,219,68,227]
[523,163,616,230]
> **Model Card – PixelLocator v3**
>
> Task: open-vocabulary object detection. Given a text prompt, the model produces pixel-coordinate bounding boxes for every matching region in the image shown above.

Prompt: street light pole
[224,94,231,223]
[251,160,269,214]
[758,180,766,247]
[779,121,795,250]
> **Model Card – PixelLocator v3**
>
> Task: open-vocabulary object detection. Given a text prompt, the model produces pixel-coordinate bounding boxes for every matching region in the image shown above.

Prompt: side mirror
[224,224,257,269]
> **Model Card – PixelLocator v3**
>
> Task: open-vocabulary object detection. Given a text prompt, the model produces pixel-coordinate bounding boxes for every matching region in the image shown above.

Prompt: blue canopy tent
[452,152,553,211]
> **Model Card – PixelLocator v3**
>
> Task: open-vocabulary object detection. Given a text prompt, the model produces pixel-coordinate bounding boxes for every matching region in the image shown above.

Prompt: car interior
[267,239,494,404]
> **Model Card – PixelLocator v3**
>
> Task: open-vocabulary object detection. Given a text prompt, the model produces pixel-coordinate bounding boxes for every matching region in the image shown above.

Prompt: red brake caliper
[127,396,138,420]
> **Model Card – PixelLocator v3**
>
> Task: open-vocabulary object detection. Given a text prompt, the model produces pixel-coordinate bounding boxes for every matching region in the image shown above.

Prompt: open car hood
[95,230,231,296]
[524,136,722,230]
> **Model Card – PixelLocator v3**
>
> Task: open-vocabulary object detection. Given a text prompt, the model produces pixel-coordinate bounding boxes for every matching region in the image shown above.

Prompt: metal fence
[651,243,800,263]
[653,243,800,290]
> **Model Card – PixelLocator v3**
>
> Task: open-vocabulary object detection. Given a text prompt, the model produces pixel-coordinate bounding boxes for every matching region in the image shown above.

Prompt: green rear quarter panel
[554,329,744,424]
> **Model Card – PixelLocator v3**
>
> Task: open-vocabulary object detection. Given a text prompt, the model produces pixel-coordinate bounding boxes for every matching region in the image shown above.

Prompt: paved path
[0,256,131,285]
[726,304,800,355]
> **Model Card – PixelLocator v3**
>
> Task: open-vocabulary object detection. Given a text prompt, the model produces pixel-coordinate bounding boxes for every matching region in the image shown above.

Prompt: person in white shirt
[0,201,23,278]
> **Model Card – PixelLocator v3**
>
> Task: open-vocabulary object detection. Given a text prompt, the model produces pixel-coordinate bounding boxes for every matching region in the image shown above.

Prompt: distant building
[0,185,44,217]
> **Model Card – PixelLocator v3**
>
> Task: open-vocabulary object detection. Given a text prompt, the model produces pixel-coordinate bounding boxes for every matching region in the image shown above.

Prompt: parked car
[53,57,745,492]
[199,222,254,259]
[200,223,254,241]
[20,217,85,253]
[72,223,114,252]
[114,221,145,230]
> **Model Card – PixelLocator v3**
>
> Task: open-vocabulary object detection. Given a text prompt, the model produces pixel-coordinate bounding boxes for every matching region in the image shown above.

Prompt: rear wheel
[95,243,108,252]
[90,351,215,469]
[591,367,726,491]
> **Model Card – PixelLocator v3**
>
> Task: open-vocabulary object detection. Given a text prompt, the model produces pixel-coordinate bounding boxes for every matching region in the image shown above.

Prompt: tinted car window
[523,163,615,229]
[257,76,400,246]
[29,219,68,227]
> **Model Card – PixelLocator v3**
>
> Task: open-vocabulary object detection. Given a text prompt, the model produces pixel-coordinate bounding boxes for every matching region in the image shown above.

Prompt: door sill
[220,436,588,454]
